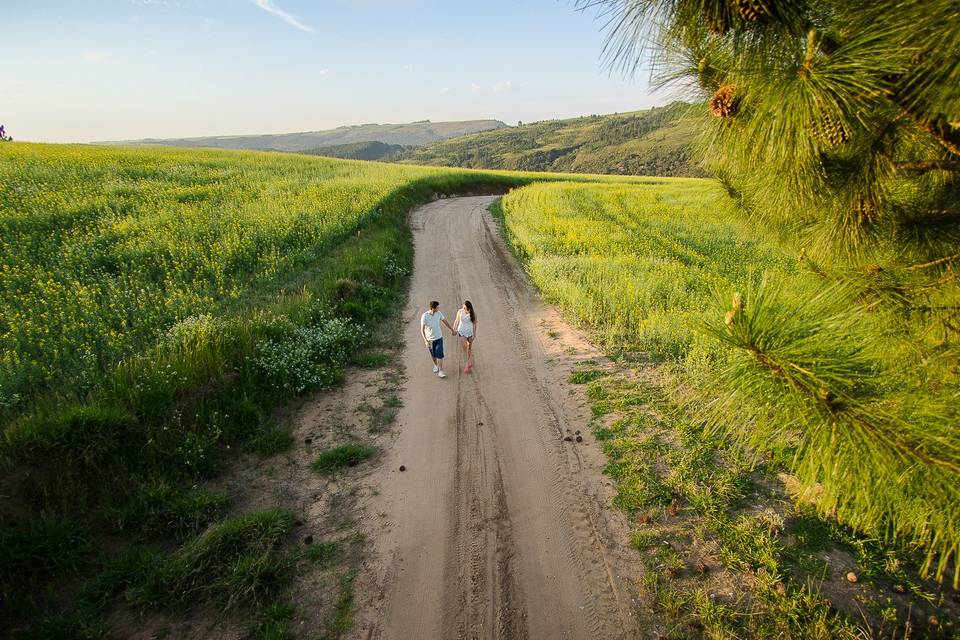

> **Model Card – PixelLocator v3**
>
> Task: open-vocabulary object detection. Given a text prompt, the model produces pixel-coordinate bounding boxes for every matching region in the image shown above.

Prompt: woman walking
[453,300,477,373]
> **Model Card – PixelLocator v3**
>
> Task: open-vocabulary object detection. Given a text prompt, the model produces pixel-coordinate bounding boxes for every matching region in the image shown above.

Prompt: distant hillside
[302,140,410,161]
[97,119,508,152]
[398,103,704,177]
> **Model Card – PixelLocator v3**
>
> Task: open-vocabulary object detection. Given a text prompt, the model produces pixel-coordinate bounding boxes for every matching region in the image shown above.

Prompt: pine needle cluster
[580,0,960,585]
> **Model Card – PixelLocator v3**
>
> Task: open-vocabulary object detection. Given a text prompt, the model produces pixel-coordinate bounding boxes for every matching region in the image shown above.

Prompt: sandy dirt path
[353,196,639,640]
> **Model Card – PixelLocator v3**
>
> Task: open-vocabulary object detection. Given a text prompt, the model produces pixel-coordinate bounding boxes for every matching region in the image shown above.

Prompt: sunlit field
[499,179,793,358]
[0,144,440,407]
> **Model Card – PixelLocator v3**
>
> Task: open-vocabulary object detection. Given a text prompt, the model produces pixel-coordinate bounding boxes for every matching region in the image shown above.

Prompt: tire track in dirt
[352,196,638,640]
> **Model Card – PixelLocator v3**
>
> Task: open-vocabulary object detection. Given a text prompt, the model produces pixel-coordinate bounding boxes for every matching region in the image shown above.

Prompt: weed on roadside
[312,444,378,476]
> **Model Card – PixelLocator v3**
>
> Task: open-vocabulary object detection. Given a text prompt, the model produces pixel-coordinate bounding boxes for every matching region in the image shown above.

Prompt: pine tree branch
[745,345,960,474]
[911,271,960,291]
[904,252,960,271]
[896,160,960,172]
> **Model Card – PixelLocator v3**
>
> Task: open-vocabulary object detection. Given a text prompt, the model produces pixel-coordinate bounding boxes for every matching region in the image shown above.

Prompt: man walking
[421,300,456,378]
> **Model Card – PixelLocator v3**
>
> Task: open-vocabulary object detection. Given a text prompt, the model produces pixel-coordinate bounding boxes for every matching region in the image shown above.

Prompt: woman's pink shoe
[464,364,473,373]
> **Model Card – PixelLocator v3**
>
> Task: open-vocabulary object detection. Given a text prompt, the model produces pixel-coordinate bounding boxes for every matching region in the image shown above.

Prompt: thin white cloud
[82,52,108,63]
[469,83,481,93]
[402,64,414,71]
[318,69,330,76]
[130,0,190,7]
[253,0,314,32]
[493,80,516,93]
[440,87,451,93]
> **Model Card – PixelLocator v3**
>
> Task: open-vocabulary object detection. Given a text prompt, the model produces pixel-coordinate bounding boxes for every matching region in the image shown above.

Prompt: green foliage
[322,570,357,639]
[630,530,655,550]
[0,517,90,586]
[578,367,941,637]
[304,541,339,568]
[0,144,560,634]
[252,316,359,395]
[250,602,295,640]
[130,509,296,610]
[245,425,295,457]
[364,402,398,434]
[569,369,609,384]
[351,351,393,369]
[397,103,703,177]
[302,141,410,161]
[502,178,958,628]
[0,143,529,409]
[10,613,110,640]
[107,481,230,541]
[3,406,137,491]
[575,0,960,587]
[703,280,960,581]
[312,443,378,476]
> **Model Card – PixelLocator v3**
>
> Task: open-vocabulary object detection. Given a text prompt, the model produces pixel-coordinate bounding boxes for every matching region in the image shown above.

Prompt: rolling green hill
[302,140,410,161]
[97,119,508,152]
[397,102,704,177]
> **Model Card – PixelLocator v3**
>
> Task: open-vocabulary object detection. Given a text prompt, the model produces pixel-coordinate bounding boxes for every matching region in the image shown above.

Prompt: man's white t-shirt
[421,310,444,341]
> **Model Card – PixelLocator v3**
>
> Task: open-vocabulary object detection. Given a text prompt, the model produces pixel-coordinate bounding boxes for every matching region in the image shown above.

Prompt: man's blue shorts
[429,338,444,359]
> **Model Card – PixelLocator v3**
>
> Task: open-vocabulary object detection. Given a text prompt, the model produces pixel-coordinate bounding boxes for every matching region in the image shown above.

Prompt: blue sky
[2,1,668,142]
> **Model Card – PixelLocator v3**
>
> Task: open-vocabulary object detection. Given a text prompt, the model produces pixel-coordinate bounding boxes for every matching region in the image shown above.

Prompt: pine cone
[710,85,740,118]
[736,0,766,21]
[815,112,850,146]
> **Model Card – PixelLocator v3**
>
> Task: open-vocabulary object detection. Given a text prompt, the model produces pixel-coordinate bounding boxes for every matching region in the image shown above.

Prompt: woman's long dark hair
[464,300,476,323]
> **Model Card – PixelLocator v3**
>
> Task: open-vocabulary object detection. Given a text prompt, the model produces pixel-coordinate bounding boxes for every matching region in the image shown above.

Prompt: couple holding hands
[420,300,477,379]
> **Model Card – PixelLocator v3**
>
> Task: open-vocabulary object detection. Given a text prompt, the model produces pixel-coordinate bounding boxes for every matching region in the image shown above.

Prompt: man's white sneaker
[432,365,439,373]
[438,370,447,378]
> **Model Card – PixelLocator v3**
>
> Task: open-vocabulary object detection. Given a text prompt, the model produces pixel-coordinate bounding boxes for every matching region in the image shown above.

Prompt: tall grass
[0,145,466,406]
[498,180,793,360]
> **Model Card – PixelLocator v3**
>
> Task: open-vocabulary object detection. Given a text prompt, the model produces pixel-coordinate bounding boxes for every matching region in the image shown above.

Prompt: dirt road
[354,196,638,639]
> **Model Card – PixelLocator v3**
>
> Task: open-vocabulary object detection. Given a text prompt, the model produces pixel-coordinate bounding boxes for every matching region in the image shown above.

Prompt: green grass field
[498,180,793,358]
[0,144,499,408]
